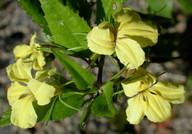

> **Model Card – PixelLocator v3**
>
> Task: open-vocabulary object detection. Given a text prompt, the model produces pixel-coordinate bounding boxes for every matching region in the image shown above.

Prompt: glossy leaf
[91,82,116,117]
[19,0,50,34]
[52,49,95,90]
[40,0,90,49]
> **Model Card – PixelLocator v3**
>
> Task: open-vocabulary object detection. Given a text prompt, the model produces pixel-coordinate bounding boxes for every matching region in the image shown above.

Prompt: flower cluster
[122,68,185,124]
[4,7,185,129]
[87,8,185,124]
[87,8,158,69]
[6,34,56,128]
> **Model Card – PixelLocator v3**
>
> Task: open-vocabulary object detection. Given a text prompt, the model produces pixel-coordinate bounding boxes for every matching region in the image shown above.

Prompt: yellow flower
[6,59,55,128]
[87,8,158,69]
[121,68,185,124]
[13,33,45,70]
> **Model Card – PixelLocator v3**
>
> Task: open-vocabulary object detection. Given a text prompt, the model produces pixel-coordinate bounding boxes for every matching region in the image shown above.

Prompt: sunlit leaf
[40,0,90,49]
[19,0,50,34]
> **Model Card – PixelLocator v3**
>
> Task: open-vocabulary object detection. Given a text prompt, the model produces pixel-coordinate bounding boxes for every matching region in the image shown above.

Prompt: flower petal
[122,68,157,96]
[116,9,158,48]
[6,59,32,82]
[13,45,33,59]
[30,33,37,47]
[116,38,145,69]
[151,81,185,104]
[28,79,55,105]
[35,68,56,81]
[118,21,158,47]
[30,52,45,70]
[7,82,31,106]
[11,95,37,128]
[87,22,115,55]
[122,81,141,97]
[126,95,145,124]
[144,91,171,122]
[115,8,141,25]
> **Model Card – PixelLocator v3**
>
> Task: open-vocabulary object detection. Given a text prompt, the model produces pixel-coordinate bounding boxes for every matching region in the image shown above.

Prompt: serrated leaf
[52,49,95,90]
[40,0,91,49]
[19,0,50,34]
[51,92,84,120]
[97,0,125,22]
[91,81,116,117]
[0,109,12,127]
[147,0,173,18]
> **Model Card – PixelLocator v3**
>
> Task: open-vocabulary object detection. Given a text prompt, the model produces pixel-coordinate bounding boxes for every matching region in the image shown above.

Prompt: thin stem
[108,55,120,72]
[113,90,124,96]
[109,66,127,81]
[96,55,105,86]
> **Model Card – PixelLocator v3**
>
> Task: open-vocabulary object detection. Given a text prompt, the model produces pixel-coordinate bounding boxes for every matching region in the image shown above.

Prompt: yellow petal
[87,22,115,55]
[7,82,31,106]
[126,95,145,124]
[13,45,33,59]
[6,59,32,82]
[114,8,141,26]
[30,52,45,70]
[116,38,145,69]
[122,68,157,96]
[115,8,158,48]
[151,81,185,104]
[144,91,171,122]
[35,68,56,81]
[30,33,37,47]
[27,79,55,105]
[122,81,140,97]
[11,95,37,128]
[117,21,158,47]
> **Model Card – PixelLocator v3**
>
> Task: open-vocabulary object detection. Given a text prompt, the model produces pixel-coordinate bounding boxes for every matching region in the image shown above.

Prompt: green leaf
[91,81,116,117]
[0,109,12,127]
[34,97,58,122]
[62,0,92,22]
[97,0,125,22]
[52,49,95,90]
[51,92,84,120]
[19,0,50,34]
[176,0,192,15]
[80,101,92,128]
[40,0,91,49]
[147,0,173,18]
